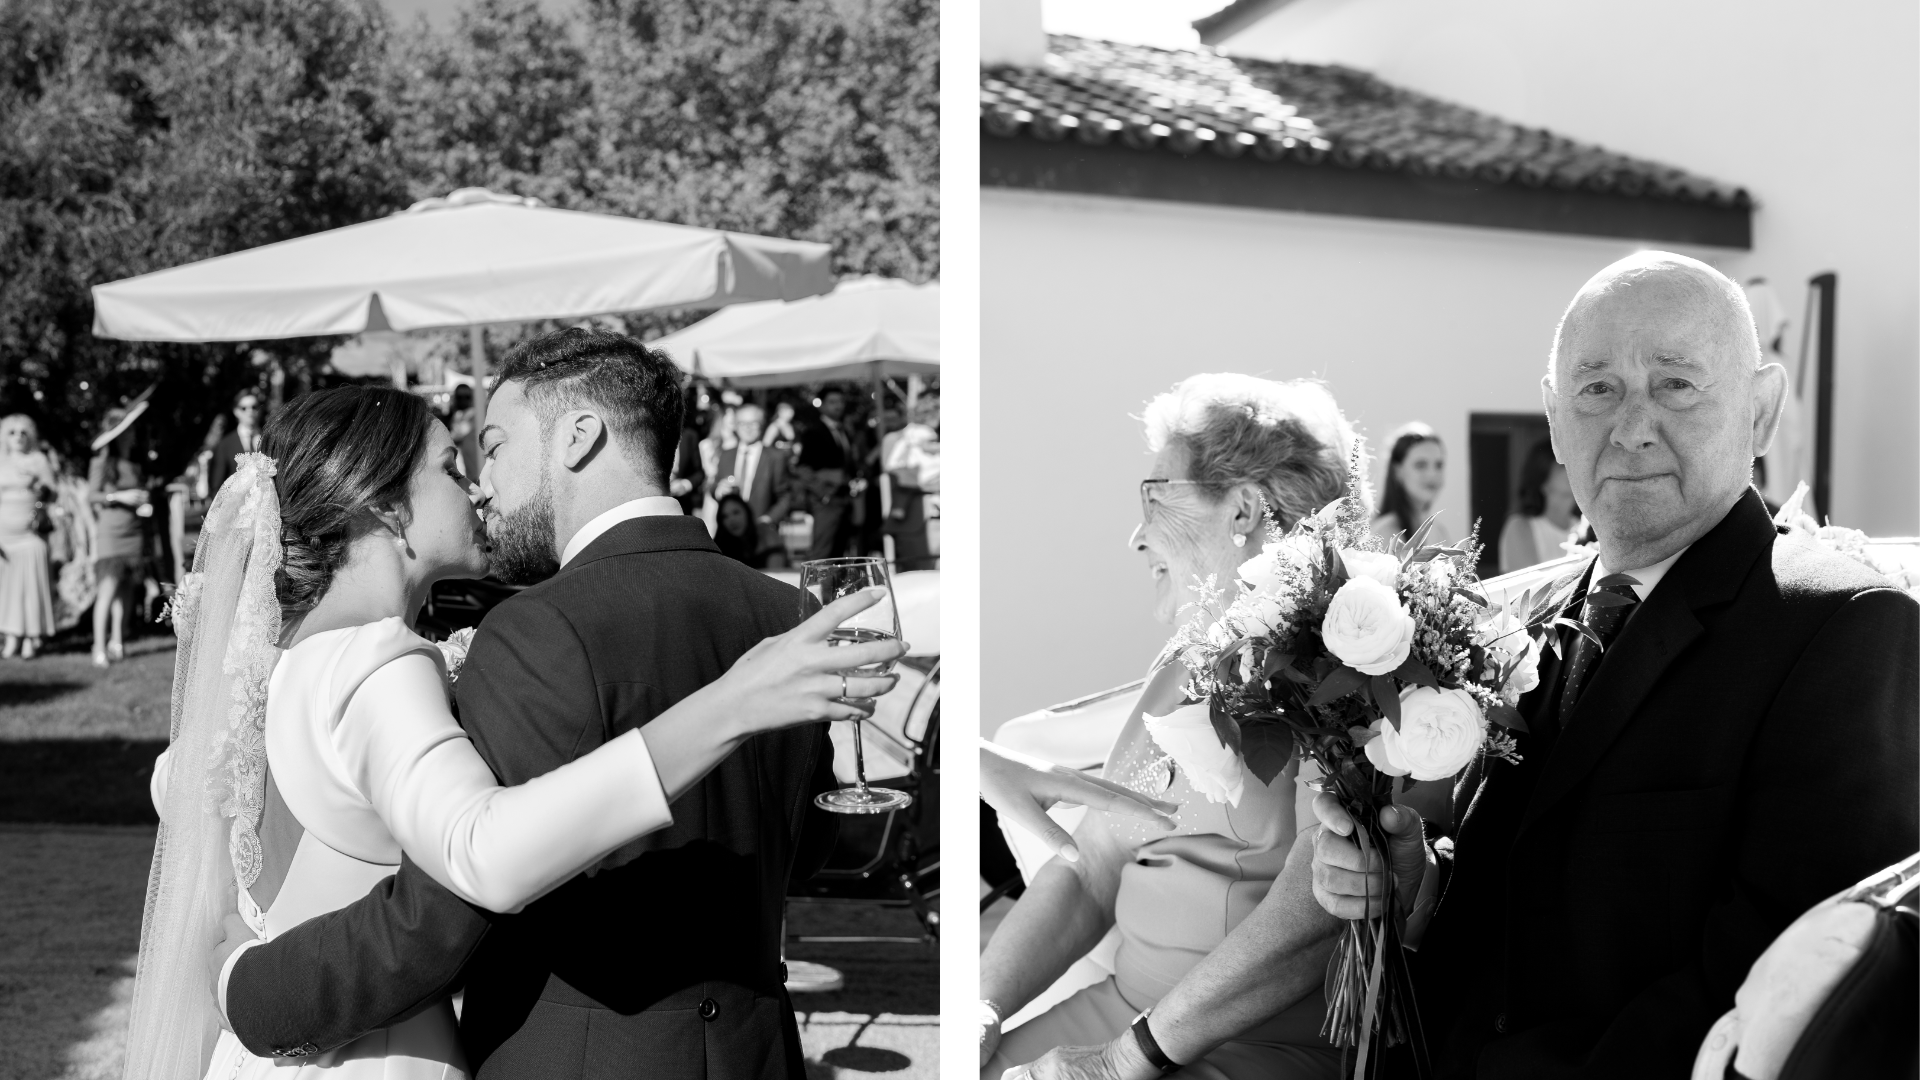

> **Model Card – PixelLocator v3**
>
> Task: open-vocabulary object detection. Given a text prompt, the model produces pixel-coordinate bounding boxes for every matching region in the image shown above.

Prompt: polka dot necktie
[1559,580,1641,721]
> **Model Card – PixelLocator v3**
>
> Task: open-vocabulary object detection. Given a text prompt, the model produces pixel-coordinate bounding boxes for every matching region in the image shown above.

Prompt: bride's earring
[1232,532,1246,548]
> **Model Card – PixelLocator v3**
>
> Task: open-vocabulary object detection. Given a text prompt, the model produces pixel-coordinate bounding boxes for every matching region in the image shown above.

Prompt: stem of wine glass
[852,715,870,796]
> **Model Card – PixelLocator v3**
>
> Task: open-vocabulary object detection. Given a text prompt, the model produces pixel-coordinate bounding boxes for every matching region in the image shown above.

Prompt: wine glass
[798,556,912,814]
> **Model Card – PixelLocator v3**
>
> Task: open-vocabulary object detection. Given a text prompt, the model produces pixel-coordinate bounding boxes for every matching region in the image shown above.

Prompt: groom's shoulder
[504,543,802,627]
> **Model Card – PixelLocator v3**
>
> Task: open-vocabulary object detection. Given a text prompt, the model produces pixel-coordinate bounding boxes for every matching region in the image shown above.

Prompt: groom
[217,329,837,1077]
[1312,252,1917,1078]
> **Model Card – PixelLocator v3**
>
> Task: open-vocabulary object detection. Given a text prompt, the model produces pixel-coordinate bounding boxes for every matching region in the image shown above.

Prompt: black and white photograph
[0,0,938,1077]
[977,1,1918,1079]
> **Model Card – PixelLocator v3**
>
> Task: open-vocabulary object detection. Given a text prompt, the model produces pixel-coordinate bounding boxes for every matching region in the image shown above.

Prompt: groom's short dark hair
[495,328,684,484]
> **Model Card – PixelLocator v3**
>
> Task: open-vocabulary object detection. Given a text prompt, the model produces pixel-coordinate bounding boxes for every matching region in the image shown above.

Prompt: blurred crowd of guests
[670,384,940,573]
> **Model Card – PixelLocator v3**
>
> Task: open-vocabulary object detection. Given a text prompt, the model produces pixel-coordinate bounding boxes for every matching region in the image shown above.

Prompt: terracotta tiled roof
[982,35,1752,209]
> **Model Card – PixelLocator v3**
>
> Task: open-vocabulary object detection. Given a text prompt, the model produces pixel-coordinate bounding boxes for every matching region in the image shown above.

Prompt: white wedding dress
[194,616,674,1079]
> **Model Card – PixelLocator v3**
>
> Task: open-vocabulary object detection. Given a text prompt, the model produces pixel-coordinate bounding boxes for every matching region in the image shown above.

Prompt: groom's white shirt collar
[1591,546,1687,603]
[560,496,683,569]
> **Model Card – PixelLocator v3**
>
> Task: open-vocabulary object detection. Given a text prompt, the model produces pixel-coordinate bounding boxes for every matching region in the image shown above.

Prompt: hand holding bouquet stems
[1310,795,1428,922]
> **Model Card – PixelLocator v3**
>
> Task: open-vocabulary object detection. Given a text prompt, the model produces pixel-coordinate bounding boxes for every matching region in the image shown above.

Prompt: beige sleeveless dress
[986,666,1341,1080]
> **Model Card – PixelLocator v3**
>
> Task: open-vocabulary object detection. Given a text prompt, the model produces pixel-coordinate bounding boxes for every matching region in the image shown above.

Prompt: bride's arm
[343,590,901,915]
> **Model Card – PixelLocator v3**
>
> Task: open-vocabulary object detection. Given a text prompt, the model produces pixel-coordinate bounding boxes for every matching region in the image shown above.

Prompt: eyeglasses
[1139,478,1207,522]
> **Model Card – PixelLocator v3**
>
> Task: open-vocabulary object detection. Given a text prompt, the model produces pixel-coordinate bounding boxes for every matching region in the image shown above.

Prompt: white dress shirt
[1591,546,1688,603]
[560,496,683,569]
[735,443,762,504]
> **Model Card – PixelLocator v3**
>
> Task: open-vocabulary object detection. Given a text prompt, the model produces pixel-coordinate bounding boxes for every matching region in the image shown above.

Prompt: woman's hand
[713,586,906,738]
[981,741,1176,862]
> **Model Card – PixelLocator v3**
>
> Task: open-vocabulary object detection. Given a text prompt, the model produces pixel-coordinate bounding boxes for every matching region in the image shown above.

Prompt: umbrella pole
[469,325,490,429]
[874,365,895,569]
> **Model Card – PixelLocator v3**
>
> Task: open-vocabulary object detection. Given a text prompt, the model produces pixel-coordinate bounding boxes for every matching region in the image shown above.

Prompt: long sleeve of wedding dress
[325,629,673,915]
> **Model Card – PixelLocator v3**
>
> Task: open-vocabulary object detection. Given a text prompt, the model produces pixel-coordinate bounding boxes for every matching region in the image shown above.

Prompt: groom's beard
[485,476,559,585]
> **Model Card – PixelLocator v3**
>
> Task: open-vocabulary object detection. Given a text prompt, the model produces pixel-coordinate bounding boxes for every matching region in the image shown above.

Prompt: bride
[125,386,901,1080]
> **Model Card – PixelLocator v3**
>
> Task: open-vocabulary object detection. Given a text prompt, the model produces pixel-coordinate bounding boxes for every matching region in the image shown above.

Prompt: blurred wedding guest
[668,397,706,515]
[708,404,792,553]
[88,406,152,667]
[204,389,266,497]
[0,416,58,659]
[766,400,799,451]
[1371,421,1451,545]
[885,395,940,571]
[448,383,480,481]
[796,387,861,559]
[1497,440,1582,573]
[713,494,774,569]
[981,373,1360,1080]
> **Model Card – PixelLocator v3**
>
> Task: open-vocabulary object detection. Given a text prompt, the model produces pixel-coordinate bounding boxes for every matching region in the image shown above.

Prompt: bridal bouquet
[1150,452,1585,1072]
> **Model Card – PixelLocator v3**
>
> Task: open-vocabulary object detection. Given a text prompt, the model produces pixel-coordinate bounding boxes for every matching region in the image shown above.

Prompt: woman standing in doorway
[88,405,152,667]
[1369,422,1450,545]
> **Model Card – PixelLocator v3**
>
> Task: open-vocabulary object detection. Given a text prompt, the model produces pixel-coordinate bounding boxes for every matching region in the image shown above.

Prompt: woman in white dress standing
[125,386,903,1080]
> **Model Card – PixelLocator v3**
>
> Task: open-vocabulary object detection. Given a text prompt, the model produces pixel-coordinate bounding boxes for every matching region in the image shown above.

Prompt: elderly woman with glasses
[980,374,1358,1080]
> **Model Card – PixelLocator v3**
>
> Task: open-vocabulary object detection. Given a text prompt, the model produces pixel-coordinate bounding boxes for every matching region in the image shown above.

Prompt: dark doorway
[1468,413,1554,579]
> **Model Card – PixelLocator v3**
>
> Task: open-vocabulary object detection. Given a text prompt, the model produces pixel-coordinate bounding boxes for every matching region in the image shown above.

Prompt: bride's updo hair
[262,386,437,616]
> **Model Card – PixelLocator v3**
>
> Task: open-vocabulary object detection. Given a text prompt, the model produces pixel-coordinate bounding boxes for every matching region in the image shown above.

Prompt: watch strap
[1130,1011,1180,1075]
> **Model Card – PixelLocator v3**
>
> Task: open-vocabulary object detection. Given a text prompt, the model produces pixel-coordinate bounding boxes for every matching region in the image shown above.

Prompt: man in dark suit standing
[794,388,861,560]
[708,403,791,554]
[203,389,266,498]
[214,329,844,1078]
[1311,252,1917,1079]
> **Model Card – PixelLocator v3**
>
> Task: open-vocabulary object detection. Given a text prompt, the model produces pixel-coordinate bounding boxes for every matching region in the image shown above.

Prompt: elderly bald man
[1310,252,1917,1079]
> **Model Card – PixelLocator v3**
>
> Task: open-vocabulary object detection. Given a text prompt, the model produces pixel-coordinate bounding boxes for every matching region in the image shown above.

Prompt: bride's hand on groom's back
[716,587,905,735]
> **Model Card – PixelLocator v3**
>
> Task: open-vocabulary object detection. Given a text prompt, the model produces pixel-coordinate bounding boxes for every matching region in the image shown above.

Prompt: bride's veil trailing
[123,452,282,1080]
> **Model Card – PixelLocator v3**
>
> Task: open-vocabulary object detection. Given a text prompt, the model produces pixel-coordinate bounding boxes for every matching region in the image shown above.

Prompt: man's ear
[1540,375,1563,461]
[556,410,607,471]
[1750,363,1789,458]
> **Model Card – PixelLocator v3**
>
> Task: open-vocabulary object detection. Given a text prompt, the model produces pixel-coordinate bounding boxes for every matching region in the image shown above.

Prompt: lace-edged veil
[123,452,282,1080]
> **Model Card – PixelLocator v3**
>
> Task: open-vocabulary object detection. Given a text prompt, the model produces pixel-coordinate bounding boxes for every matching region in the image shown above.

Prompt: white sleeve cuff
[216,937,267,1029]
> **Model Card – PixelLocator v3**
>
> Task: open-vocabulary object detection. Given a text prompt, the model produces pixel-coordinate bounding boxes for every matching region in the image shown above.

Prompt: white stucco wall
[1215,0,1920,538]
[981,187,1742,731]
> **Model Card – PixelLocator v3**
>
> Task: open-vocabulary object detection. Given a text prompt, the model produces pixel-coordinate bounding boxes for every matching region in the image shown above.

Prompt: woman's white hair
[1142,373,1364,529]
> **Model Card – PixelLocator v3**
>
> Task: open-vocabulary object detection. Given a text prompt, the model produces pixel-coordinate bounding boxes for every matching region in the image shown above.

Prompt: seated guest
[713,493,778,569]
[1311,251,1916,1079]
[980,373,1361,1080]
[1497,439,1582,573]
[1370,422,1450,546]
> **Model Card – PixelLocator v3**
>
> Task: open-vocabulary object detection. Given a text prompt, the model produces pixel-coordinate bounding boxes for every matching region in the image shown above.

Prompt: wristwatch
[1129,1009,1181,1076]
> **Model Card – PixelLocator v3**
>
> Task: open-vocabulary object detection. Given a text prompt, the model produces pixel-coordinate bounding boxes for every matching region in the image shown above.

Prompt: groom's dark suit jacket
[224,516,837,1079]
[1407,490,1917,1079]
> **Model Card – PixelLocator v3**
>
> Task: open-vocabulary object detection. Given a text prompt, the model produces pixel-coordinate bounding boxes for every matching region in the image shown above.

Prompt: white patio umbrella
[90,188,835,422]
[651,276,937,387]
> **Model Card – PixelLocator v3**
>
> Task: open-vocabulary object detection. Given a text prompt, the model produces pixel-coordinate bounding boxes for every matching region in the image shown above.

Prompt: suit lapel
[1516,490,1774,840]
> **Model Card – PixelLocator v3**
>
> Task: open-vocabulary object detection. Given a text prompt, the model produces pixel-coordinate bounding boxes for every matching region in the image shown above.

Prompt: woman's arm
[980,804,1130,1021]
[347,591,903,914]
[1498,514,1535,575]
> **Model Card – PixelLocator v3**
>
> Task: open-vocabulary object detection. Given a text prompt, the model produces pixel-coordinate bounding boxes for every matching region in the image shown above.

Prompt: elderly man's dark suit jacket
[1409,489,1917,1079]
[223,516,837,1079]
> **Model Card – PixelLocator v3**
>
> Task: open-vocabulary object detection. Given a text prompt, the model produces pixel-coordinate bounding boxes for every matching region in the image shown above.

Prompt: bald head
[1541,251,1787,572]
[1550,252,1761,390]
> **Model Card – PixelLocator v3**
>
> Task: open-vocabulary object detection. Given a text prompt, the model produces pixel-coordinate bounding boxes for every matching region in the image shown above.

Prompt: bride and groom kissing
[128,329,897,1079]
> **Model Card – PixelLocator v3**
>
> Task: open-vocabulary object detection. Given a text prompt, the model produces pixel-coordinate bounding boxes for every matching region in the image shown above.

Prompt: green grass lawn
[0,630,936,1079]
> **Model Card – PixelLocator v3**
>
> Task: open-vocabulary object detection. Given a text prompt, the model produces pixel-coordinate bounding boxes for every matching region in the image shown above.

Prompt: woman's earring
[1232,532,1247,548]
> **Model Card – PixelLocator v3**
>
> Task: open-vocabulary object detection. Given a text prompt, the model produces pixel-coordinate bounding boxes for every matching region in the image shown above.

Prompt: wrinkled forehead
[1149,439,1193,481]
[1556,265,1755,378]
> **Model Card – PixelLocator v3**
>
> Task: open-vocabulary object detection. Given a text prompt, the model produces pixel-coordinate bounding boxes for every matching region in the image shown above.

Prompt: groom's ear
[556,410,607,471]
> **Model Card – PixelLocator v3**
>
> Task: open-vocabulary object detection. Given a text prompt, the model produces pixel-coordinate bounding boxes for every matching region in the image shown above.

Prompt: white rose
[1476,609,1540,701]
[1321,577,1415,676]
[1340,549,1400,590]
[1143,698,1245,806]
[438,627,478,682]
[1364,686,1487,781]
